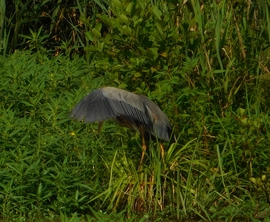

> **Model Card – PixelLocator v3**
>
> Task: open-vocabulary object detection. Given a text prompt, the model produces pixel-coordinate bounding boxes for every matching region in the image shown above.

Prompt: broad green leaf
[155,21,163,35]
[85,31,94,42]
[149,47,159,60]
[111,0,122,9]
[134,72,141,78]
[152,6,162,20]
[118,83,128,89]
[92,28,101,38]
[118,14,129,24]
[96,23,102,32]
[111,64,123,71]
[121,25,132,35]
[126,2,133,14]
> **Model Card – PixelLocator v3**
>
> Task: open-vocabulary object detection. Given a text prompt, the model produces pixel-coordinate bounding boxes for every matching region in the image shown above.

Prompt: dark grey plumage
[70,87,171,141]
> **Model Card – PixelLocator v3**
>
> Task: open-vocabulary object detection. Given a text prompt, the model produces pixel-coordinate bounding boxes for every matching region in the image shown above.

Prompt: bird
[70,86,172,169]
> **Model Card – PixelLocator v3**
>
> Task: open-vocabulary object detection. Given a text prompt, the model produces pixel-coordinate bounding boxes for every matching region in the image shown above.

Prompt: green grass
[1,0,270,221]
[0,51,269,221]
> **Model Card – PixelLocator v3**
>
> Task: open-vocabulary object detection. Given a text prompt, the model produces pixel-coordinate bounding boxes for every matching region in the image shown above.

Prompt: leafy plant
[1,0,270,221]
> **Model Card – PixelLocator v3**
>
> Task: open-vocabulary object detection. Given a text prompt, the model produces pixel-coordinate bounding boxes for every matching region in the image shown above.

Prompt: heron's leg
[160,143,165,160]
[138,128,147,170]
[138,136,146,170]
[98,121,104,133]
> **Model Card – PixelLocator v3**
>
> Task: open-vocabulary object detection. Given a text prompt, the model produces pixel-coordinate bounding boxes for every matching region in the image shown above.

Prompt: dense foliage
[0,0,270,221]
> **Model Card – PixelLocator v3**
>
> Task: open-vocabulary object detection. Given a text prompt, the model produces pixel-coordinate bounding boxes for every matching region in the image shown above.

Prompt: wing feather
[140,95,171,141]
[70,87,171,141]
[102,87,145,112]
[70,88,116,122]
[102,87,150,125]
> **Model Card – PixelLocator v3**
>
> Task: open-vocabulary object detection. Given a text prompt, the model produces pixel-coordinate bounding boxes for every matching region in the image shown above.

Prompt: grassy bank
[0,0,270,221]
[0,50,269,221]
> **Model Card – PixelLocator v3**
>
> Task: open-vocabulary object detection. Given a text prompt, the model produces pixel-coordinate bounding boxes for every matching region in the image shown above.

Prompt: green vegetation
[0,0,270,221]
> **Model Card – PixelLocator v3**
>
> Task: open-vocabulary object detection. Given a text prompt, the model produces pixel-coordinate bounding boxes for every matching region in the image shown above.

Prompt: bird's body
[70,87,171,168]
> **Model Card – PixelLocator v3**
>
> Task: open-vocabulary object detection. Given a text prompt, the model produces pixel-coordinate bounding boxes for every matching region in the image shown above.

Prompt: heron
[70,86,172,169]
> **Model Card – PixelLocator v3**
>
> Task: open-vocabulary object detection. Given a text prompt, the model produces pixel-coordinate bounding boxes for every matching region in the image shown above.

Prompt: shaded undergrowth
[1,0,270,221]
[0,52,269,221]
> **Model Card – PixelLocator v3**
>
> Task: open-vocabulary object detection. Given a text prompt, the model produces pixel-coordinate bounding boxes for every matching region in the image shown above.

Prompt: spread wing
[70,87,150,126]
[70,87,171,141]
